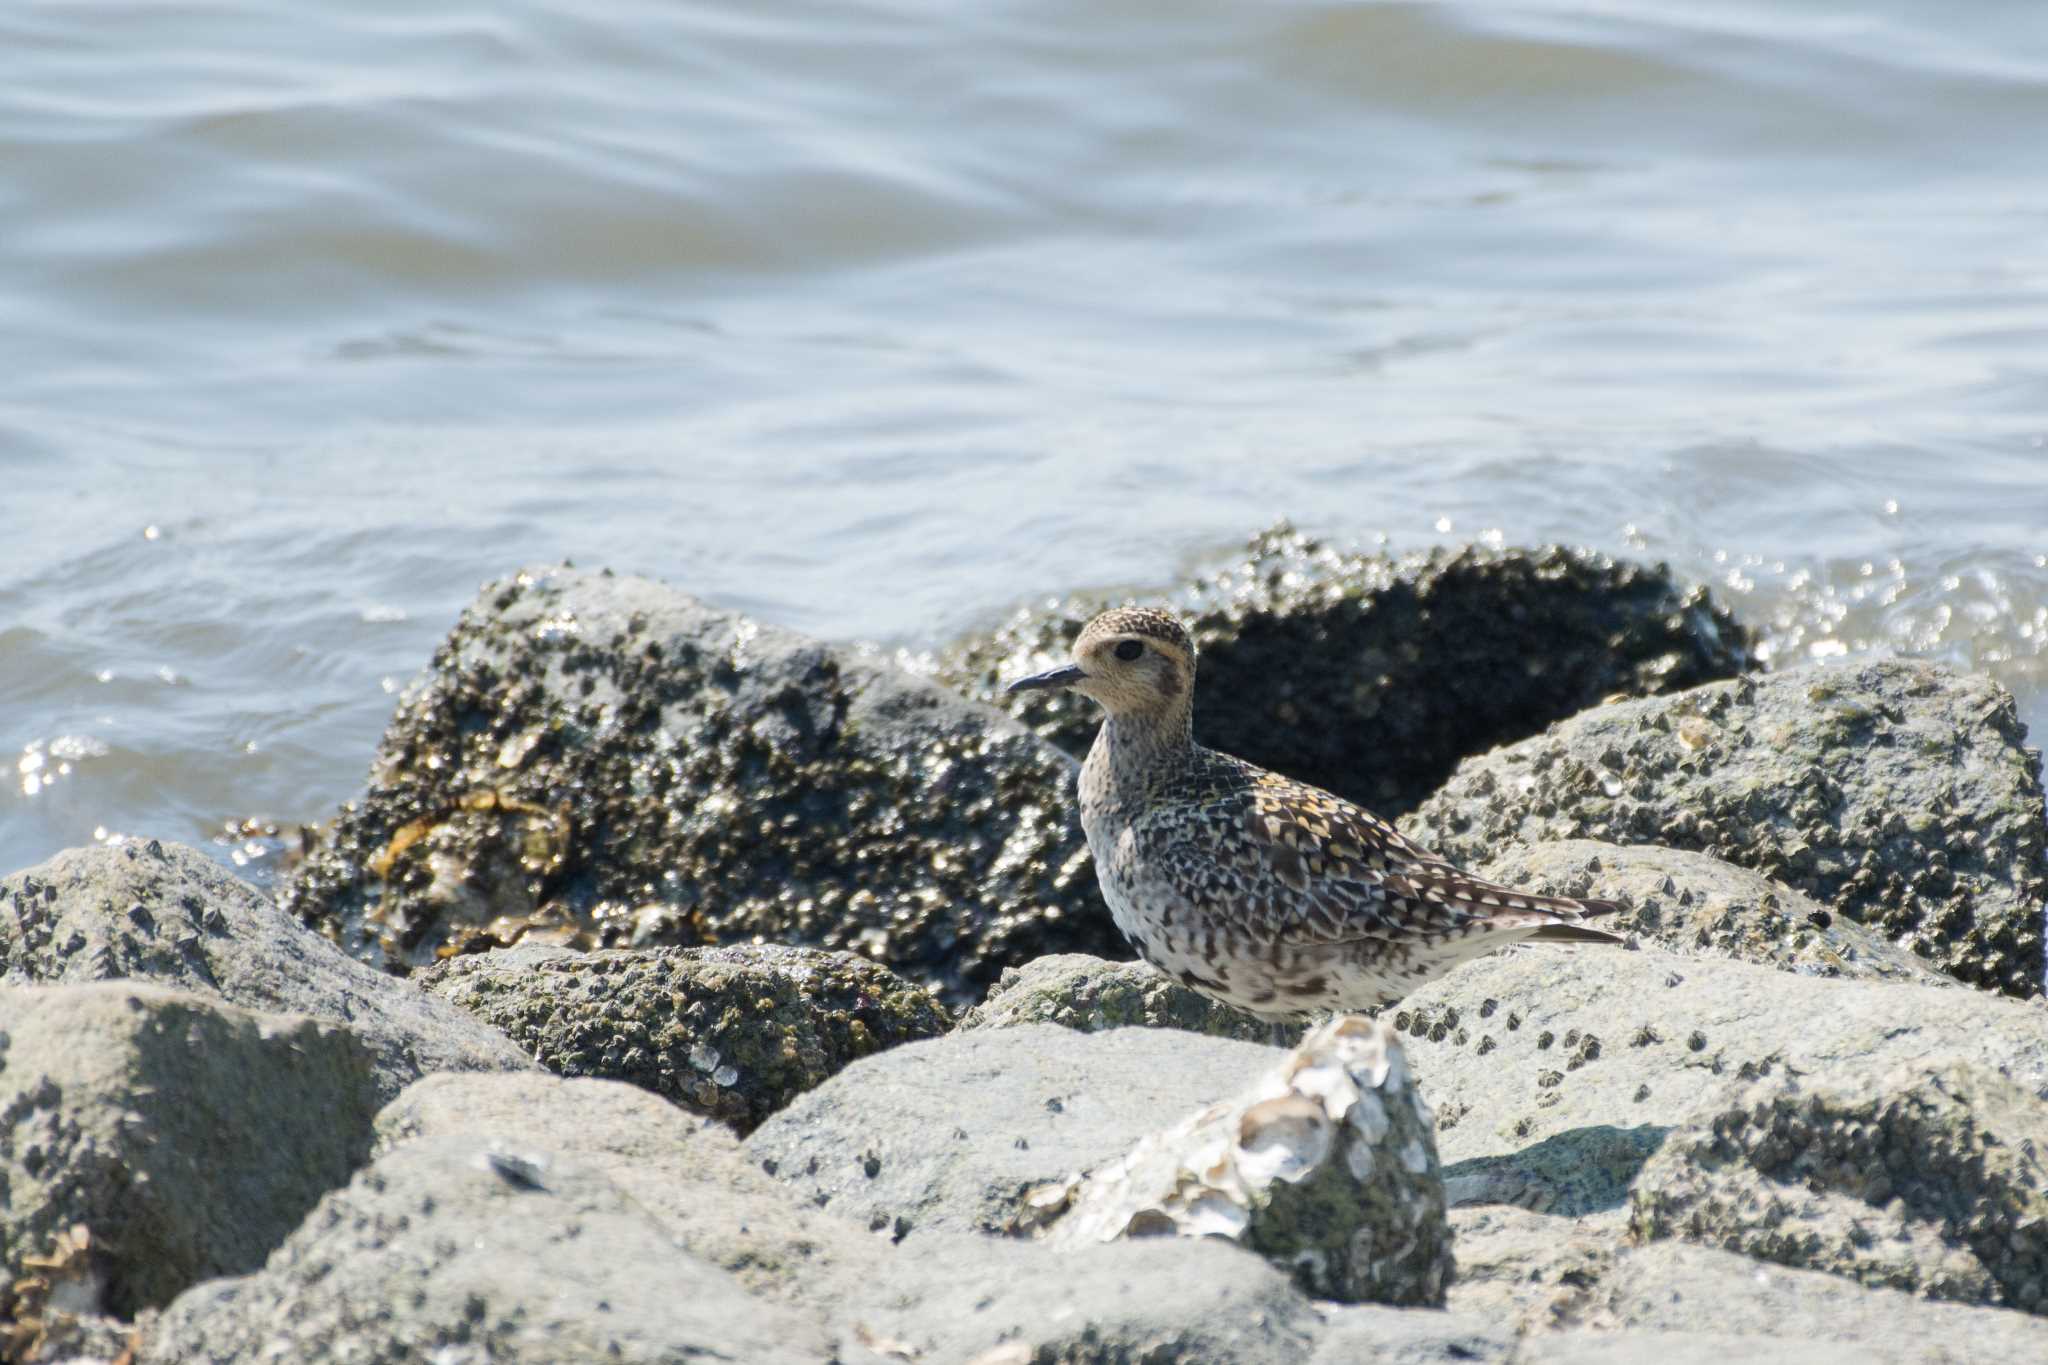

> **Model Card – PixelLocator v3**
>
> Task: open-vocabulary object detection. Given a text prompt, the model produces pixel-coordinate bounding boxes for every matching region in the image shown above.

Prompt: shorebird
[1007,606,1624,1021]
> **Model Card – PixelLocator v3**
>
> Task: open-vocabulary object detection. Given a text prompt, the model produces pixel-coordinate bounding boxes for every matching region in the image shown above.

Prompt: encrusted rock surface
[142,1134,830,1365]
[0,841,535,1102]
[930,526,1751,815]
[955,952,1303,1046]
[743,1023,1277,1239]
[0,983,379,1320]
[1031,1016,1451,1306]
[281,566,1125,1004]
[1391,945,2048,1216]
[418,941,950,1133]
[1631,1064,2048,1310]
[1405,659,2048,995]
[1472,840,1955,986]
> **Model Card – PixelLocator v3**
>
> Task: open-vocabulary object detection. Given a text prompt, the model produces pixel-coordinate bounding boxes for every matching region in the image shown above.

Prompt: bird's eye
[1114,639,1144,662]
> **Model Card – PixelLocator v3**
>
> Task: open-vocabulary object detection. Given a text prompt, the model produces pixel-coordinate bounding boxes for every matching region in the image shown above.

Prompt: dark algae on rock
[931,524,1753,815]
[418,942,949,1133]
[281,566,1124,1005]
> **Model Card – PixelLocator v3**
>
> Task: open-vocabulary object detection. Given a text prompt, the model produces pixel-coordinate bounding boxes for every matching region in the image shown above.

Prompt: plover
[1008,606,1624,1020]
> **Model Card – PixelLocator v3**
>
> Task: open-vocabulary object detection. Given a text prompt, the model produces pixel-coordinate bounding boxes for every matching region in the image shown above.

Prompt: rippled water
[4,0,2045,879]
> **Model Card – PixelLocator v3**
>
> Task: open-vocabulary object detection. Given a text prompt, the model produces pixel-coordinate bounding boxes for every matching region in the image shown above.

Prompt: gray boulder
[141,1134,829,1365]
[280,566,1125,1005]
[372,1070,878,1317]
[743,1024,1278,1239]
[1389,944,2048,1216]
[418,941,950,1133]
[1403,659,2048,995]
[1630,1063,2048,1310]
[1308,1305,1513,1364]
[840,1236,1323,1365]
[929,526,1751,815]
[1471,840,1954,986]
[0,841,535,1102]
[1,983,379,1320]
[956,952,1302,1046]
[1033,1016,1450,1306]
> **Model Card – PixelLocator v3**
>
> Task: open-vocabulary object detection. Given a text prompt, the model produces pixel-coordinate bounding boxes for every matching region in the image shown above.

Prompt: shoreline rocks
[5,535,2046,1362]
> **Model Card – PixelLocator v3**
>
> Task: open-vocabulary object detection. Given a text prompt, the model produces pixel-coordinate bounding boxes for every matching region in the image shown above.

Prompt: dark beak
[1005,663,1086,695]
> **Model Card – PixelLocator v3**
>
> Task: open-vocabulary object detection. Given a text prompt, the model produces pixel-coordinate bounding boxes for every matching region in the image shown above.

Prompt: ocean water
[3,0,2045,879]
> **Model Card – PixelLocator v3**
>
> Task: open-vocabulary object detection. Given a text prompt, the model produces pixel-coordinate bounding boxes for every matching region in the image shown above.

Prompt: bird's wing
[1147,768,1620,949]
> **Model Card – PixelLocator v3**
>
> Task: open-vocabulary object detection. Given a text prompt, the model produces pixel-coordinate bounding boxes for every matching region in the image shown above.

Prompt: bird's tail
[1520,895,1626,946]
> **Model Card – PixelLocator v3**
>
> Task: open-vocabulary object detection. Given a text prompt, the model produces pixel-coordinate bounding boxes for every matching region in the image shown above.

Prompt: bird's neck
[1098,705,1196,789]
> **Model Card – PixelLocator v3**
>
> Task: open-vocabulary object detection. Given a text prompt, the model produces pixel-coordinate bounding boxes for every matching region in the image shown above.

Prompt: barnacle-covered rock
[955,952,1304,1046]
[0,841,534,1103]
[1630,1064,2048,1312]
[1031,1015,1451,1307]
[927,525,1751,816]
[1470,841,1955,987]
[417,942,949,1134]
[0,983,379,1320]
[1405,660,2048,996]
[1389,944,2048,1218]
[280,566,1124,1005]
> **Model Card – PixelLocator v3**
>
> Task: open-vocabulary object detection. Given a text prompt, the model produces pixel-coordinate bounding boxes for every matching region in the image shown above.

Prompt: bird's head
[1005,607,1196,719]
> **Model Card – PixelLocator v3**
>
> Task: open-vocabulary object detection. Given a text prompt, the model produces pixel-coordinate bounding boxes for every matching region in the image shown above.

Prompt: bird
[1006,606,1624,1023]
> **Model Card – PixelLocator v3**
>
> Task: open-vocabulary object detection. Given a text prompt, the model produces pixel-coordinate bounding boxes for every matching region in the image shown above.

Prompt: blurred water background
[3,0,2045,879]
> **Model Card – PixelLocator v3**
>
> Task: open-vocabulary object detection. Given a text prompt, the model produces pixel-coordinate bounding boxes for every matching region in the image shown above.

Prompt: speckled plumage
[1009,607,1624,1019]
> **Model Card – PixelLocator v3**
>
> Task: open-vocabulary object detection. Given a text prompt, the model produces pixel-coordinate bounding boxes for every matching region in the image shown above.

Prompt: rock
[1585,1239,2048,1362]
[1515,1331,1866,1365]
[372,1070,878,1316]
[955,952,1302,1046]
[743,1024,1277,1239]
[1404,660,2048,996]
[0,983,379,1320]
[1032,1016,1450,1307]
[1630,1063,2048,1311]
[418,942,950,1133]
[1390,946,2048,1216]
[0,841,536,1102]
[1443,1205,1627,1329]
[928,526,1751,815]
[141,1134,830,1365]
[1308,1305,1513,1364]
[1472,840,1954,986]
[280,566,1124,1005]
[841,1236,1323,1365]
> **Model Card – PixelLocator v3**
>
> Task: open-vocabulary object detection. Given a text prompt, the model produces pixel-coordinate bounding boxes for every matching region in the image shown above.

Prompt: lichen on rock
[927,524,1752,816]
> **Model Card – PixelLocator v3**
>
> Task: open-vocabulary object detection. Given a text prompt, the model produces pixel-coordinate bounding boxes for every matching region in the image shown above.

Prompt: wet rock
[280,566,1123,1005]
[140,1134,829,1365]
[372,1071,877,1317]
[841,1236,1322,1365]
[1032,1016,1450,1306]
[0,983,379,1321]
[417,941,950,1134]
[1404,659,2048,996]
[743,1024,1277,1239]
[955,952,1304,1046]
[1390,946,2048,1217]
[1630,1063,2048,1311]
[1472,840,1955,986]
[0,842,535,1103]
[929,526,1751,815]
